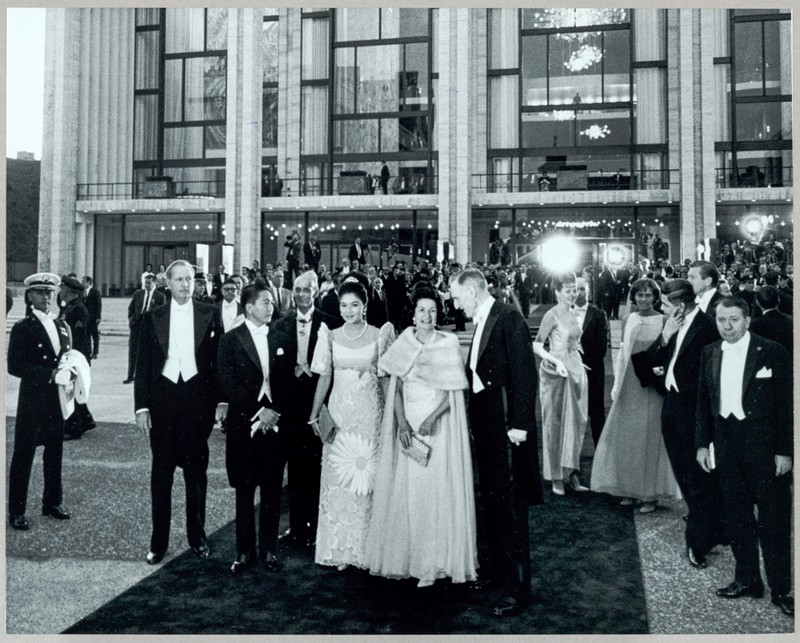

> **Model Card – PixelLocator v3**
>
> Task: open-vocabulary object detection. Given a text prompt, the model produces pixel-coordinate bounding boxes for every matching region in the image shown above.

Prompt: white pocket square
[755,367,772,378]
[210,330,215,338]
[277,348,284,356]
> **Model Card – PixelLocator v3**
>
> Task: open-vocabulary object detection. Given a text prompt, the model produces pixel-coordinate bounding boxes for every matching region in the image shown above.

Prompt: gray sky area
[6,8,45,160]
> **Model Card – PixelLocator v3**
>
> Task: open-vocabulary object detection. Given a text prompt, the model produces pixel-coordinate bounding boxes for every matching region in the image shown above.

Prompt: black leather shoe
[772,593,794,616]
[468,578,500,591]
[9,514,29,530]
[716,580,765,599]
[261,553,283,573]
[123,379,133,384]
[42,506,71,520]
[231,552,256,575]
[146,551,164,565]
[191,543,211,558]
[85,419,97,431]
[64,433,82,441]
[493,596,526,617]
[687,547,706,569]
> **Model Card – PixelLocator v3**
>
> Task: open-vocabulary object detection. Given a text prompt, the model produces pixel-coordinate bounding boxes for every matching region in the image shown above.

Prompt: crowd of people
[6,229,794,621]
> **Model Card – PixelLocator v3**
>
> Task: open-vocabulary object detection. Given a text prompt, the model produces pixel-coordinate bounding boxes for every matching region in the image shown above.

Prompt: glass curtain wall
[715,9,792,188]
[314,8,435,195]
[133,8,228,197]
[487,8,668,193]
[262,9,280,195]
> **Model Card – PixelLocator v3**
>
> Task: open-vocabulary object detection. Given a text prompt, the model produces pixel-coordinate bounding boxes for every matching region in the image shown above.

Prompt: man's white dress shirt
[719,331,750,420]
[162,299,198,383]
[469,296,496,394]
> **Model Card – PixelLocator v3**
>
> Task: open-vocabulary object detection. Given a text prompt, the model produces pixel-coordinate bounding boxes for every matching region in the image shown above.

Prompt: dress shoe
[552,480,565,496]
[261,554,283,573]
[492,596,526,617]
[146,551,164,565]
[716,580,764,599]
[639,501,657,514]
[123,379,133,384]
[191,543,211,558]
[64,433,82,441]
[85,419,97,431]
[42,506,71,520]
[772,593,794,616]
[230,552,256,575]
[467,578,500,591]
[687,547,706,569]
[568,472,589,492]
[619,498,636,507]
[9,514,29,530]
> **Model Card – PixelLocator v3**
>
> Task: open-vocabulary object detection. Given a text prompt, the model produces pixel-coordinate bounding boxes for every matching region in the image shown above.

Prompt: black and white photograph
[4,4,796,636]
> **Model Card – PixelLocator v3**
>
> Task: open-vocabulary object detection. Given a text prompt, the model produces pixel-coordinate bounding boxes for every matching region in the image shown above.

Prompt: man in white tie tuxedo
[696,296,793,616]
[218,277,244,333]
[125,273,166,383]
[217,279,294,575]
[134,261,225,565]
[688,260,723,317]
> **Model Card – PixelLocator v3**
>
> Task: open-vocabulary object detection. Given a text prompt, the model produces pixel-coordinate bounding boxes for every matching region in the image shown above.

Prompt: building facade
[39,7,793,295]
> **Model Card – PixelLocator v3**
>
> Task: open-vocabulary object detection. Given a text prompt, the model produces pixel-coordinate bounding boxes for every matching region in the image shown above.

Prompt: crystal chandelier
[529,8,628,40]
[564,43,603,72]
[580,124,611,140]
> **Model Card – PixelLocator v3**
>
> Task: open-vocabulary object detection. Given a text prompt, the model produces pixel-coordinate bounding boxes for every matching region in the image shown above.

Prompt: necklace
[342,321,368,341]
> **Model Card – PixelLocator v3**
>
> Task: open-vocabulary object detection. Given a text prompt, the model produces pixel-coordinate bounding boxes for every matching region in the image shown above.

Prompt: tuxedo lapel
[741,338,763,397]
[581,307,592,332]
[309,312,323,361]
[675,314,702,361]
[711,343,723,410]
[235,324,263,373]
[193,302,212,352]
[477,301,500,365]
[152,304,171,357]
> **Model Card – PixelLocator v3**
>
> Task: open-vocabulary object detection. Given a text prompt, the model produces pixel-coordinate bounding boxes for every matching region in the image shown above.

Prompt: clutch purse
[402,434,432,467]
[318,404,338,444]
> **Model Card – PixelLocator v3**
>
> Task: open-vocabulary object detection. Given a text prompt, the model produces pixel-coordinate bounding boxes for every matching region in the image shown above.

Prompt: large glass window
[135,31,159,90]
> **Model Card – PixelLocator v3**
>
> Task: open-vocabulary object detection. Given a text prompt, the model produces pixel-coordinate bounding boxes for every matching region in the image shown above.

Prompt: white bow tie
[721,340,745,353]
[253,325,269,336]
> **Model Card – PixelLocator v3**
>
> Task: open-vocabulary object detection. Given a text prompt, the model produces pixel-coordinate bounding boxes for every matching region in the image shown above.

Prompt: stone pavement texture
[3,311,793,634]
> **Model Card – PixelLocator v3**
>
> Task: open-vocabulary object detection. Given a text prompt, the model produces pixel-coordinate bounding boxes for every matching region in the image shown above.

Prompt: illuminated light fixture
[357,225,363,230]
[530,8,628,39]
[734,220,740,225]
[195,224,199,230]
[171,225,176,231]
[780,221,786,226]
[183,225,188,230]
[606,244,627,267]
[379,223,384,228]
[659,222,664,228]
[342,225,347,230]
[155,208,160,212]
[208,224,213,229]
[374,225,379,230]
[298,223,303,228]
[427,224,432,229]
[160,225,166,231]
[716,221,721,226]
[580,124,610,140]
[541,236,581,273]
[744,216,763,236]
[282,223,286,228]
[565,43,603,72]
[378,204,382,208]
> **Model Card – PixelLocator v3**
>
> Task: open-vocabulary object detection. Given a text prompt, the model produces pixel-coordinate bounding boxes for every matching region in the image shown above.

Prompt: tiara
[343,276,361,284]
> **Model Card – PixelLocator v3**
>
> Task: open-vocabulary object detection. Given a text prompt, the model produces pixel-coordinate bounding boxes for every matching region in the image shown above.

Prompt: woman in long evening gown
[366,288,477,588]
[591,278,680,512]
[533,272,589,495]
[309,276,395,570]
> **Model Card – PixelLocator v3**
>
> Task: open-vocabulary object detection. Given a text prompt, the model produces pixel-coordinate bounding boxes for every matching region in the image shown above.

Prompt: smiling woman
[6,8,45,159]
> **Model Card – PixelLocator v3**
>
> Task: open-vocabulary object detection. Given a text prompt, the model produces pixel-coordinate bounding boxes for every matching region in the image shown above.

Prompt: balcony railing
[77,179,226,200]
[473,168,680,193]
[262,174,439,197]
[715,165,793,188]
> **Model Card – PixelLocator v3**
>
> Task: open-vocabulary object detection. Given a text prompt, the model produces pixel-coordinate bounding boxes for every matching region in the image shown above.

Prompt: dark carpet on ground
[64,461,647,635]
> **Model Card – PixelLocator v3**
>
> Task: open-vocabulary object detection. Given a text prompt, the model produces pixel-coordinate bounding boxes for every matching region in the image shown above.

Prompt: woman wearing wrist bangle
[533,271,589,495]
[366,287,477,588]
[308,274,395,571]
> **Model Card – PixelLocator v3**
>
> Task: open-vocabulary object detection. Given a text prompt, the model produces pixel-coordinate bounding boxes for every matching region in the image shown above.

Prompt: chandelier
[564,43,603,72]
[528,8,629,40]
[580,124,611,140]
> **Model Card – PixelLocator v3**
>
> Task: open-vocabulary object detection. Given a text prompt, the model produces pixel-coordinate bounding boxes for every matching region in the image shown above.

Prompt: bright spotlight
[744,216,763,236]
[606,244,627,267]
[540,236,580,273]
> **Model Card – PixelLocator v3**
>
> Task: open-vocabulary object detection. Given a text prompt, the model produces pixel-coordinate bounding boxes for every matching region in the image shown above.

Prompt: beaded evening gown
[311,323,394,569]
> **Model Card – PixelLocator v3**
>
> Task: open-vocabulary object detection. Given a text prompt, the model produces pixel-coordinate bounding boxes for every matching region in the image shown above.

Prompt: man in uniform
[8,273,73,530]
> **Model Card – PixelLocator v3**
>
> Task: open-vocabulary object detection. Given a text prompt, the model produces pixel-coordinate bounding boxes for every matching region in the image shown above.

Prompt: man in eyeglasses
[218,277,244,333]
[272,271,342,549]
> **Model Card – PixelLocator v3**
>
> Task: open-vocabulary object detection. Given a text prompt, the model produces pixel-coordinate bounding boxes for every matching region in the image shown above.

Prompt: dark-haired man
[134,260,226,564]
[125,273,166,384]
[217,279,294,574]
[574,277,609,445]
[696,296,793,616]
[647,278,726,569]
[750,286,793,356]
[688,260,722,317]
[219,277,244,333]
[82,276,102,359]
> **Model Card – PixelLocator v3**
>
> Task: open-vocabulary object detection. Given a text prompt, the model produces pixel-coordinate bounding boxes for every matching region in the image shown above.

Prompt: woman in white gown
[590,278,680,512]
[366,288,478,587]
[309,275,395,570]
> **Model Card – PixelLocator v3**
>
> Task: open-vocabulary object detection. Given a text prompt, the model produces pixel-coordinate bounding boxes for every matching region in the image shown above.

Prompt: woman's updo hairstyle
[411,286,442,316]
[552,271,577,292]
[338,273,369,304]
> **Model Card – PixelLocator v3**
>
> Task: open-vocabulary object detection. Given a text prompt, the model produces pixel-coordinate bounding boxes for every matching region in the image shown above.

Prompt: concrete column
[74,218,87,274]
[224,9,263,268]
[39,8,81,273]
[677,9,698,261]
[698,10,718,247]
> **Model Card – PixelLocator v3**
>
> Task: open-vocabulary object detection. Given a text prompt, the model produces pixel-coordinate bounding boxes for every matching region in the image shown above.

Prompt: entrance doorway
[123,244,190,295]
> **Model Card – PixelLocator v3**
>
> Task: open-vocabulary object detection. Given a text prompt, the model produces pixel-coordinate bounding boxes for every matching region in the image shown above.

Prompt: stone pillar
[279,9,302,188]
[437,9,472,265]
[698,10,719,248]
[225,9,263,268]
[39,8,81,273]
[677,9,698,261]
